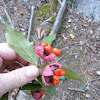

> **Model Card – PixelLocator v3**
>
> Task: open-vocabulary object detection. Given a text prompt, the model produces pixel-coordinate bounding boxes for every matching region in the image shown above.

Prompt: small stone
[75,54,78,59]
[14,7,18,10]
[85,94,90,98]
[20,11,24,15]
[90,30,93,34]
[68,19,71,23]
[80,46,83,50]
[96,71,100,76]
[20,28,25,32]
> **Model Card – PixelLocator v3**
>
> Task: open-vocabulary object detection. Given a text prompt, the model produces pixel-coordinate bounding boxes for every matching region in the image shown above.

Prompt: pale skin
[0,43,42,98]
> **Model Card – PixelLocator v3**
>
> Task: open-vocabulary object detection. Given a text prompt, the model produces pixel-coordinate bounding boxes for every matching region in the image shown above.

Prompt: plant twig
[58,0,62,5]
[82,78,100,89]
[67,88,85,93]
[27,6,35,41]
[50,0,67,35]
[57,55,64,62]
[2,0,14,28]
[41,16,54,26]
[90,85,100,92]
[2,0,7,8]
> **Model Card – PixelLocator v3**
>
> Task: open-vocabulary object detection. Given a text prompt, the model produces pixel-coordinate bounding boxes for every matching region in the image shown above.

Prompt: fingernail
[26,66,39,79]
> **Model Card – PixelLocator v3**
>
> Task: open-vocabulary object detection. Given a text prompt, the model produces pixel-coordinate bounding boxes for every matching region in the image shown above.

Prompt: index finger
[0,43,17,61]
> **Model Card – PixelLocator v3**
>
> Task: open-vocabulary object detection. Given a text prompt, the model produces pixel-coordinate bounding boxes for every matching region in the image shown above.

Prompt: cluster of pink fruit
[31,42,66,100]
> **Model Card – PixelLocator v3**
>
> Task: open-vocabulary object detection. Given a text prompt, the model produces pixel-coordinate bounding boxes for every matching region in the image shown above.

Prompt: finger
[0,57,3,72]
[28,63,43,75]
[0,43,16,61]
[0,65,39,97]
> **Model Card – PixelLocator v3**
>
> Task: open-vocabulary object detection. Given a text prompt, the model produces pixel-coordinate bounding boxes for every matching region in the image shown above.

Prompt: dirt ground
[0,0,100,100]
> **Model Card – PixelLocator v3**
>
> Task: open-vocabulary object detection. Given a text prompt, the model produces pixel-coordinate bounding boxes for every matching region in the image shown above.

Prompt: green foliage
[22,83,42,90]
[0,92,8,100]
[2,23,38,65]
[41,34,56,45]
[35,0,57,19]
[35,4,50,17]
[37,76,56,95]
[62,66,84,83]
[50,0,58,12]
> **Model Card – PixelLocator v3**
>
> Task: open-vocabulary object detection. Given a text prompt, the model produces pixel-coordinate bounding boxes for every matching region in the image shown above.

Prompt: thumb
[0,65,39,97]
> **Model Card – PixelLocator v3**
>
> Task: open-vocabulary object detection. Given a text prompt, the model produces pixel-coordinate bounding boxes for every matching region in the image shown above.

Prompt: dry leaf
[11,1,17,4]
[79,40,87,45]
[70,34,75,38]
[36,25,41,39]
[41,30,45,39]
[11,88,18,97]
[88,70,95,76]
[83,48,88,54]
[36,25,45,39]
[62,34,67,41]
[37,17,42,20]
[86,43,95,53]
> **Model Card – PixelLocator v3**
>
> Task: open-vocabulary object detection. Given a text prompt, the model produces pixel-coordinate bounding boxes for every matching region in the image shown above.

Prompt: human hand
[0,43,42,98]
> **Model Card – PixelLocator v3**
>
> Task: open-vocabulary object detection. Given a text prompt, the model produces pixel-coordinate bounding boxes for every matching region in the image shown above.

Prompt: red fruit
[48,45,52,50]
[44,46,51,53]
[52,79,60,86]
[39,89,44,96]
[40,91,44,96]
[42,42,48,46]
[59,70,66,76]
[53,75,59,81]
[52,48,61,56]
[54,69,62,76]
[36,44,55,62]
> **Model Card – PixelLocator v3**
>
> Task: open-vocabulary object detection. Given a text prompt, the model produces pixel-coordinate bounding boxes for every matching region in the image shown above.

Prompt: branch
[41,16,53,26]
[82,78,100,89]
[50,0,67,35]
[58,0,62,5]
[27,6,35,41]
[2,0,14,28]
[67,88,85,93]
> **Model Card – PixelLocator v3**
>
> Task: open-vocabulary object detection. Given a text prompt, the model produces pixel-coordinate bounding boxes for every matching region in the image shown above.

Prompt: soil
[0,0,100,100]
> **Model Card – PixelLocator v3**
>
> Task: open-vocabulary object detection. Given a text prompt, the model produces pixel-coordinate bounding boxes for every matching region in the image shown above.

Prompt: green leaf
[0,92,8,100]
[22,83,42,90]
[2,23,38,65]
[37,76,56,95]
[41,34,56,45]
[32,80,40,84]
[62,66,84,83]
